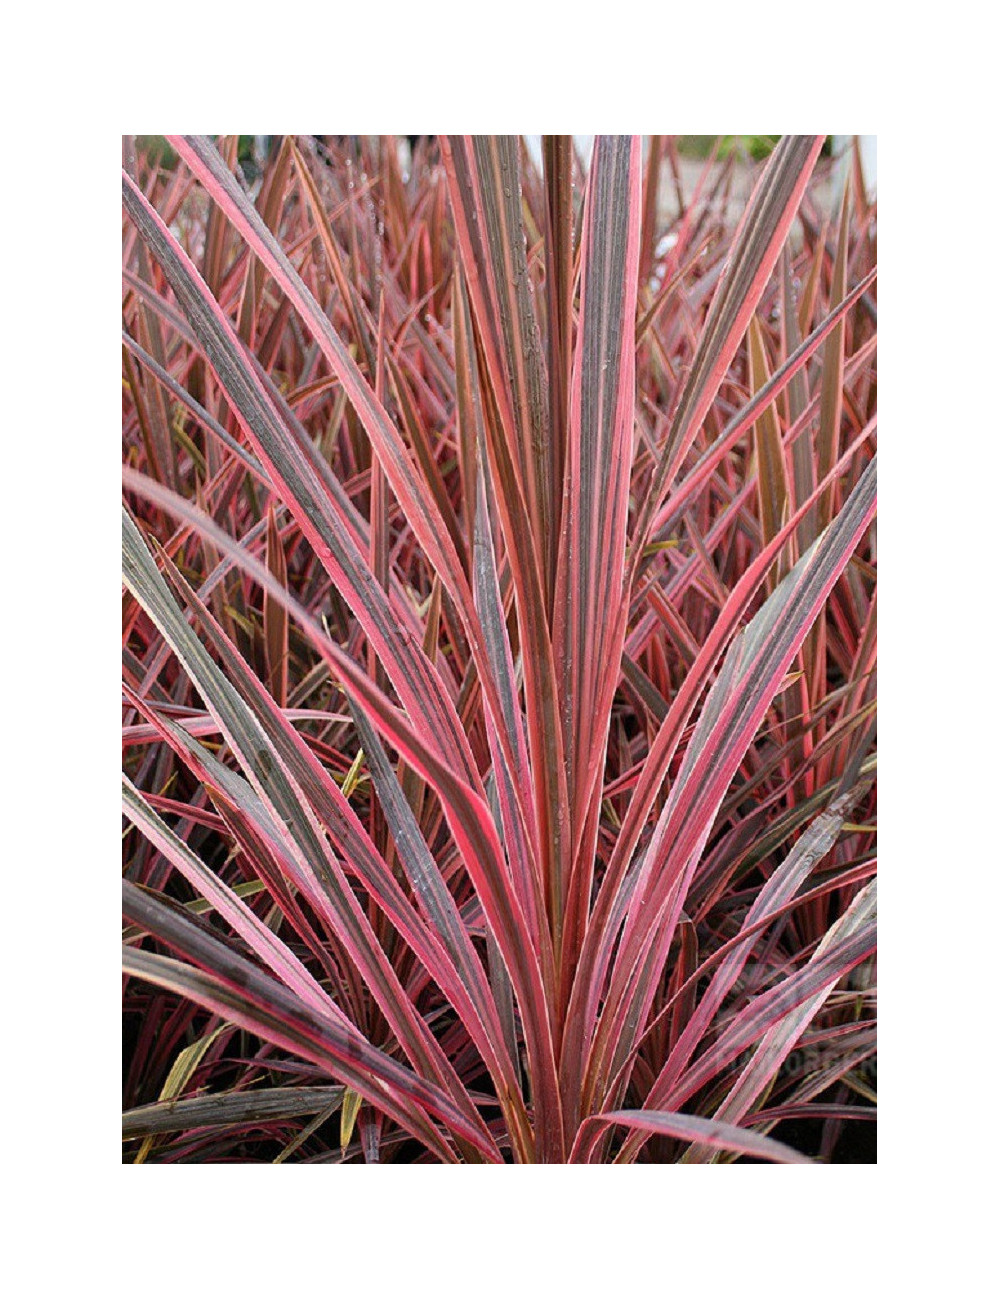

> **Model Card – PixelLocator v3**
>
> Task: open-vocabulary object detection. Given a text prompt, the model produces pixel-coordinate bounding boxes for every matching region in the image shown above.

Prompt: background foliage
[122,134,876,1163]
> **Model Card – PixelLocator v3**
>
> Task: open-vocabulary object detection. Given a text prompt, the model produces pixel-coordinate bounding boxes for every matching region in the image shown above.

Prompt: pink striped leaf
[700,880,877,1131]
[554,136,642,978]
[583,456,876,1112]
[560,440,876,1112]
[631,135,826,566]
[440,136,554,598]
[123,774,340,1022]
[144,540,530,1138]
[123,480,565,1161]
[135,141,542,923]
[654,897,876,1118]
[123,884,495,1162]
[451,240,570,966]
[123,509,495,1148]
[570,1107,812,1165]
[628,783,872,1115]
[123,167,481,792]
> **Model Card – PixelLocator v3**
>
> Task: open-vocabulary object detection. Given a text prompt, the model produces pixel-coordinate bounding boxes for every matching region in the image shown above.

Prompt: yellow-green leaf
[340,1087,364,1153]
[134,1024,229,1164]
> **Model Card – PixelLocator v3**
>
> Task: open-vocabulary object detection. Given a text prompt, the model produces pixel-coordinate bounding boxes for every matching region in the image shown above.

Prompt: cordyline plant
[122,134,876,1164]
